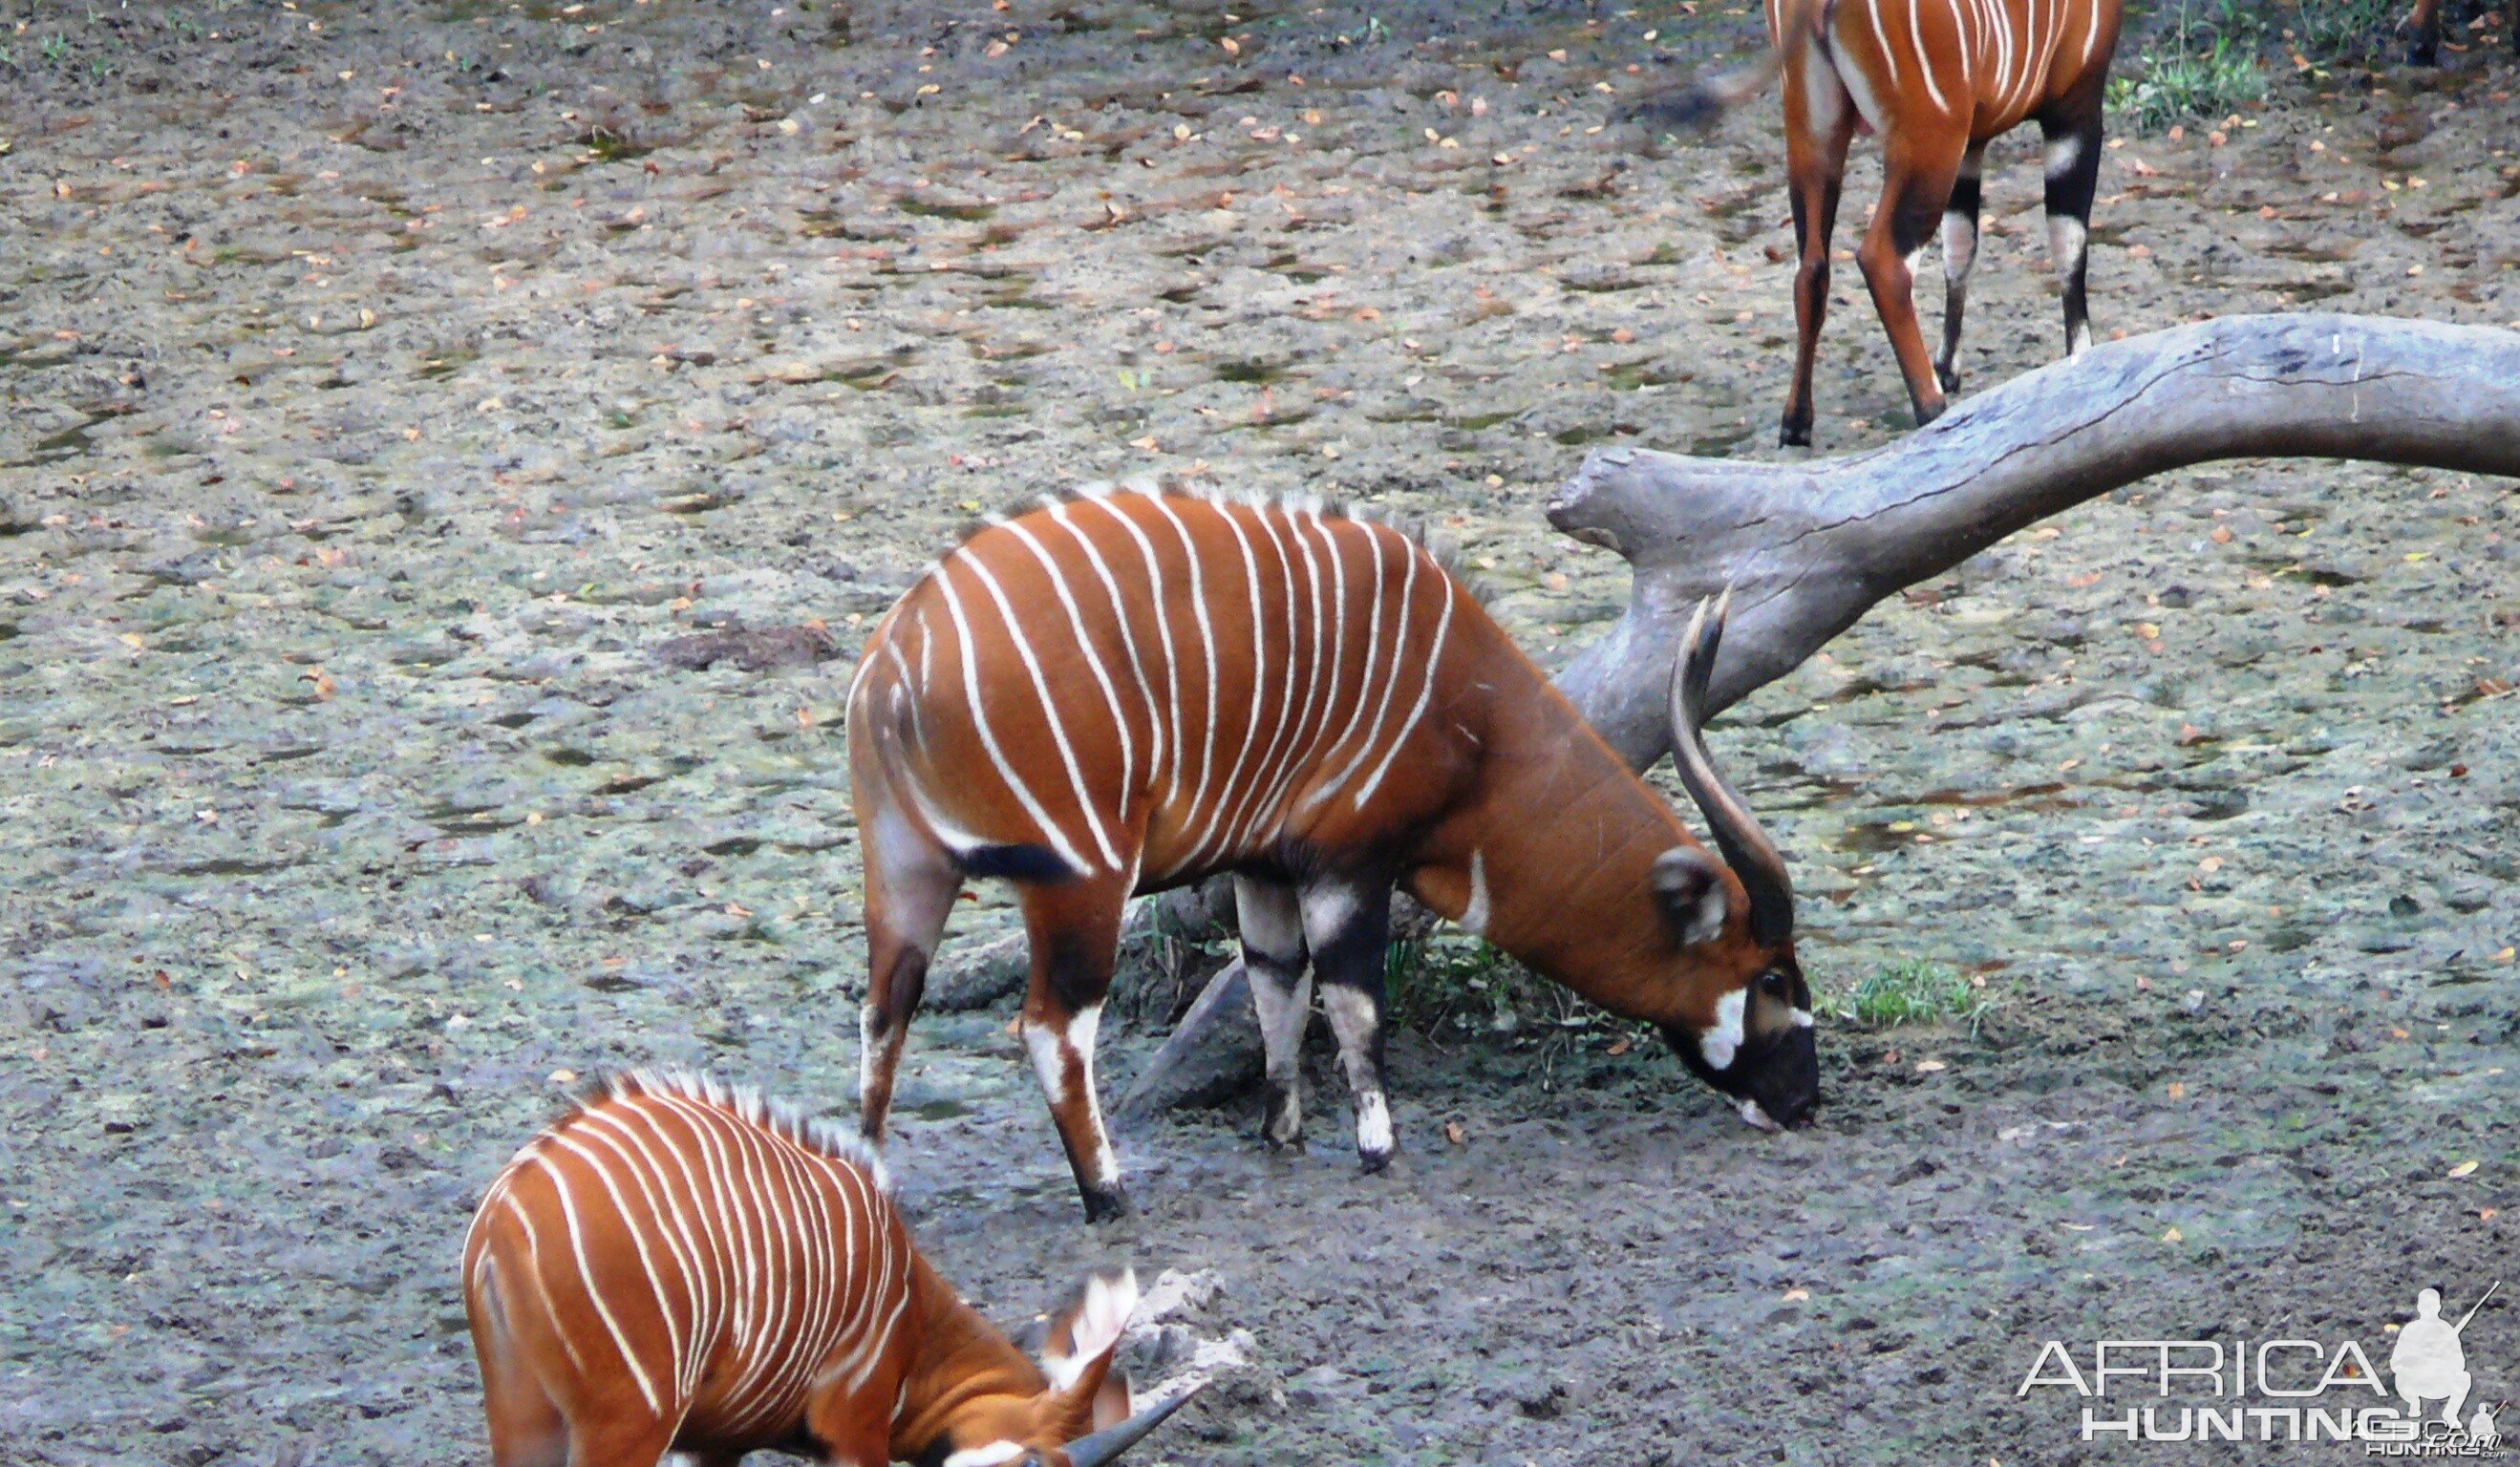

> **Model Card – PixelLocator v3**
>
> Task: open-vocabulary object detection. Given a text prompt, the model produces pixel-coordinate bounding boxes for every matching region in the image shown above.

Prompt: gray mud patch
[2,2,2516,1464]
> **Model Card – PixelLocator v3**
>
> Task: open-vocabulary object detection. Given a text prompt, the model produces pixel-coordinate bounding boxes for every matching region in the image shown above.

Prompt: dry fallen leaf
[2167,1081,2186,1099]
[1605,1036,1631,1056]
[1782,1287,1810,1303]
[2161,1226,2184,1244]
[1444,1120,1467,1146]
[1914,1059,1947,1074]
[2447,1159,2480,1179]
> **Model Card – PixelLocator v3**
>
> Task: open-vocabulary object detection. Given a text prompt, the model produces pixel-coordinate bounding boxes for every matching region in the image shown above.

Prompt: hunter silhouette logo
[2391,1284,2496,1426]
[2014,1279,2507,1450]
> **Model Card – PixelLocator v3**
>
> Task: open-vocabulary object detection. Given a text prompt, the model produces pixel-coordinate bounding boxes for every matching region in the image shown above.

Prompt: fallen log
[1549,312,2520,769]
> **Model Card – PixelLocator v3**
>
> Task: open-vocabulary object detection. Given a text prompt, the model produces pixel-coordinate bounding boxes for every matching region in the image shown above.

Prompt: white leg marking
[1355,1091,1393,1157]
[1024,1017,1072,1106]
[1699,987,1748,1072]
[1941,207,1977,284]
[1739,1098,1783,1132]
[943,1442,1028,1467]
[1067,1002,1120,1186]
[1459,849,1491,937]
[2044,134,2082,182]
[1300,885,1363,952]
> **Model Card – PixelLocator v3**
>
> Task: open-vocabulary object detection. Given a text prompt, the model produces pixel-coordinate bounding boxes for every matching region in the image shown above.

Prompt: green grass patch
[2292,0,2407,60]
[1824,959,1981,1028]
[2109,1,2266,132]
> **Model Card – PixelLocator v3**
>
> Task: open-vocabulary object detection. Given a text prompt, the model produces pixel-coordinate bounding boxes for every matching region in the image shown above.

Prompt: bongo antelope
[1640,0,2124,443]
[461,1072,1196,1467]
[846,481,1815,1222]
[2408,0,2519,64]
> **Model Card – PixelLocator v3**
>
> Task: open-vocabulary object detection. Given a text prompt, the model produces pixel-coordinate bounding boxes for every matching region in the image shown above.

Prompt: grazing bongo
[1640,0,2124,443]
[846,481,1815,1222]
[461,1072,1194,1467]
[2407,0,2520,64]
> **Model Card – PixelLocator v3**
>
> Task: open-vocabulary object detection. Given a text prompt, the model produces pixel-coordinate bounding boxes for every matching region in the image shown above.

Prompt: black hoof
[2409,42,2440,65]
[1935,364,1961,394]
[1356,1148,1393,1176]
[1261,1128,1305,1154]
[1778,421,1812,449]
[1079,1184,1132,1222]
[1913,398,1948,429]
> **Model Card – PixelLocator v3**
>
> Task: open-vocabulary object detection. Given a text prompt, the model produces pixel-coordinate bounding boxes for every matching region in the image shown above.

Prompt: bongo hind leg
[1017,873,1136,1221]
[856,799,960,1142]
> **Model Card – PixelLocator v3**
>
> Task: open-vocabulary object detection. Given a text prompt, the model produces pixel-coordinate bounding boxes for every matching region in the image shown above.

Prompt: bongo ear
[1038,1268,1137,1394]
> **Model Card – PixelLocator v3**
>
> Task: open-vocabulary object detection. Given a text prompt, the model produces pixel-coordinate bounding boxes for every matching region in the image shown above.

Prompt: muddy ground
[3,1,2518,1463]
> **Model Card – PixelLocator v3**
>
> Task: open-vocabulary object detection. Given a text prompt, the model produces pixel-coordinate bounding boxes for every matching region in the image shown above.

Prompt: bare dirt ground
[3,2,2517,1464]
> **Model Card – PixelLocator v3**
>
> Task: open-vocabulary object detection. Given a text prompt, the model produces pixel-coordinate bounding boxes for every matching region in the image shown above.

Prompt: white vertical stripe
[1907,0,1950,113]
[1000,519,1139,816]
[502,1187,595,1376]
[1141,493,1220,850]
[1249,509,1350,840]
[547,1130,691,1397]
[1076,494,1185,801]
[1867,0,1903,88]
[1220,503,1310,853]
[1046,501,1168,804]
[1353,572,1458,807]
[597,1105,720,1397]
[1297,521,1393,815]
[1313,543,1422,807]
[1179,499,1273,867]
[932,559,1095,874]
[954,547,1123,871]
[527,1152,666,1414]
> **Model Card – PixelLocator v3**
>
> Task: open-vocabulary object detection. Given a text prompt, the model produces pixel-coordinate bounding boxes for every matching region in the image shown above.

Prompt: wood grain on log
[1548,313,2520,770]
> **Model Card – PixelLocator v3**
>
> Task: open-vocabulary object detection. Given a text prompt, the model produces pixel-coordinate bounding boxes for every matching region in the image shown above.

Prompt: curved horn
[1668,589,1794,946]
[1063,1383,1205,1467]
